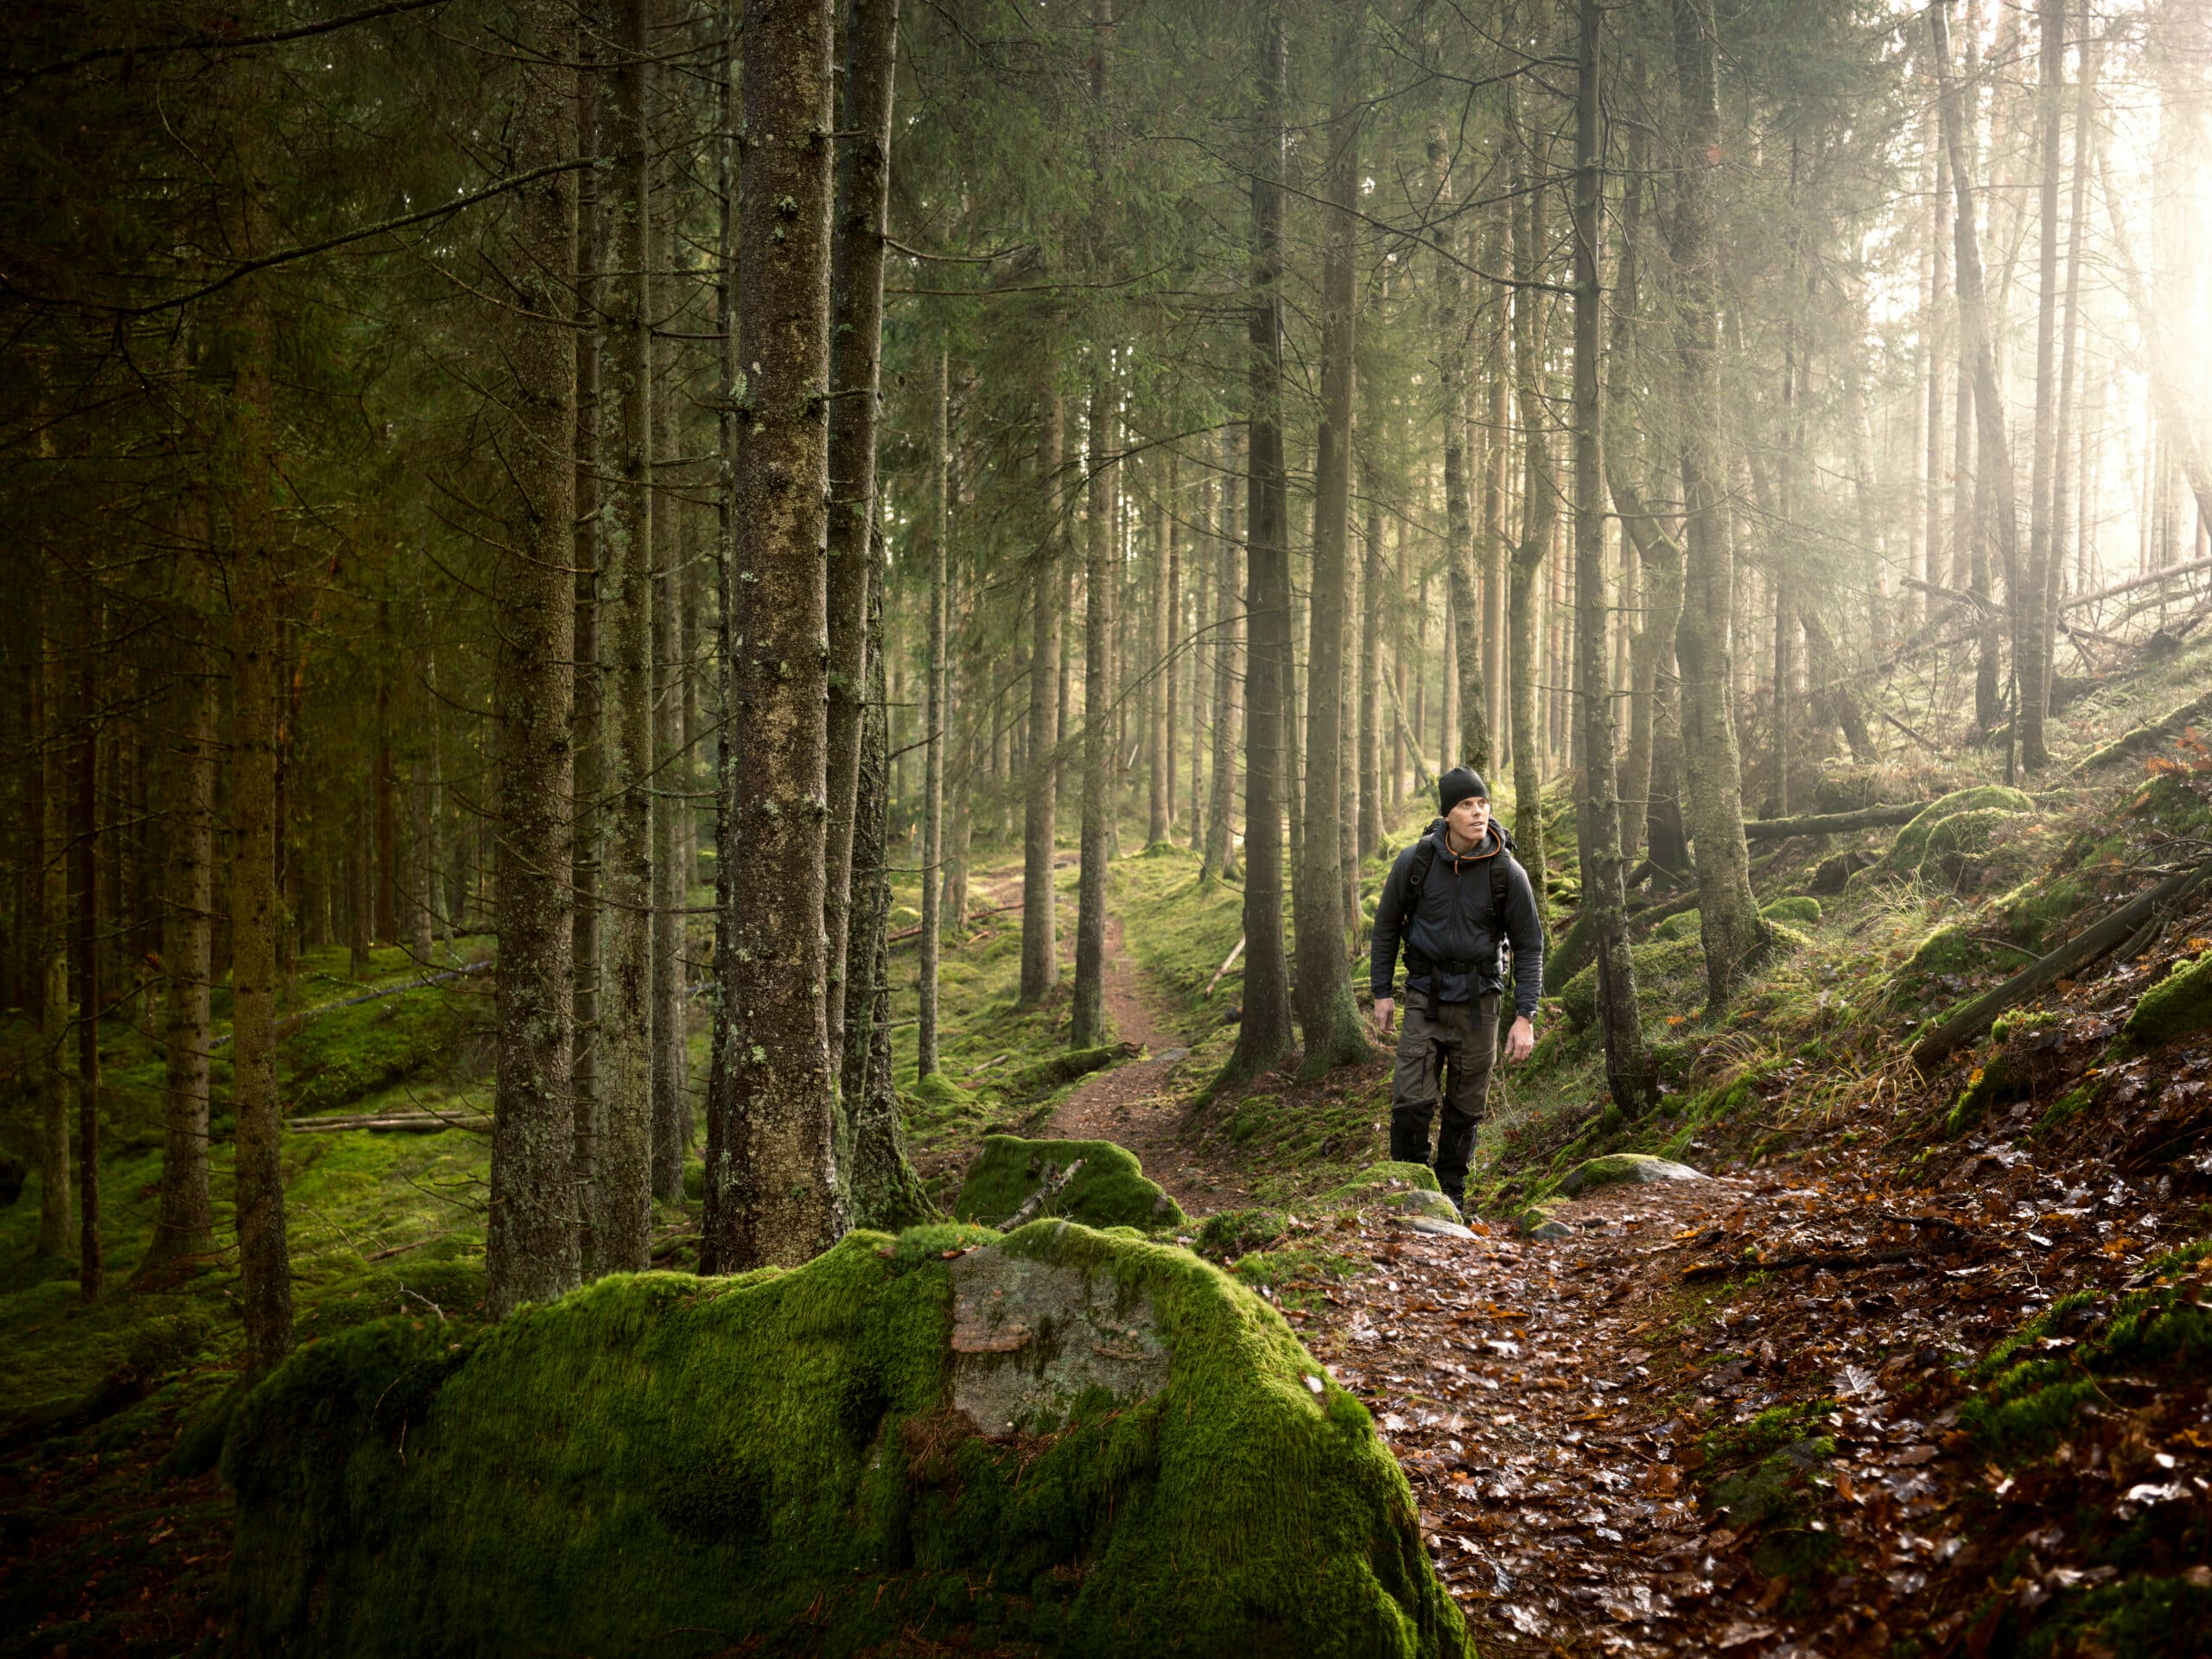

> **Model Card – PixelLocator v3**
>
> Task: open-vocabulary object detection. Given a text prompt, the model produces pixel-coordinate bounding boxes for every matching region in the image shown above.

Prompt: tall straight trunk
[702,0,843,1272]
[36,586,71,1259]
[823,0,900,1065]
[1932,3,2027,767]
[1294,0,1370,1072]
[346,800,371,976]
[1203,429,1242,882]
[227,222,294,1370]
[1923,81,1949,634]
[1071,365,1115,1047]
[2022,0,2064,770]
[649,155,684,1204]
[571,28,602,1269]
[594,0,656,1274]
[1507,74,1554,900]
[1228,0,1295,1081]
[1165,451,1180,840]
[1071,0,1116,1051]
[1359,492,1384,855]
[703,0,737,1262]
[1147,473,1171,847]
[1570,0,1648,1114]
[1019,389,1064,1003]
[2050,18,2099,677]
[841,538,934,1229]
[487,0,581,1317]
[149,572,215,1267]
[1669,0,1764,1007]
[918,351,948,1071]
[73,628,101,1300]
[1481,200,1510,766]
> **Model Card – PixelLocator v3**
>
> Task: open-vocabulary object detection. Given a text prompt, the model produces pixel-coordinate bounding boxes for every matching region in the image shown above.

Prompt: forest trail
[1044,904,1260,1218]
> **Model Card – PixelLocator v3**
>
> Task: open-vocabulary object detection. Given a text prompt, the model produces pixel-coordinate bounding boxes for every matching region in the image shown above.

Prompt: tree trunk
[1165,451,1180,842]
[823,0,900,1065]
[1669,0,1765,1007]
[486,0,581,1318]
[1508,73,1554,902]
[1147,469,1171,848]
[702,0,844,1273]
[918,350,948,1071]
[1432,128,1488,775]
[1358,490,1384,856]
[2022,0,2064,770]
[73,623,101,1300]
[227,212,295,1370]
[571,27,602,1272]
[841,534,936,1230]
[1294,0,1370,1073]
[2050,15,2099,689]
[649,145,685,1205]
[1932,3,2029,773]
[594,0,657,1274]
[1203,429,1243,883]
[1020,387,1064,1004]
[1571,0,1649,1115]
[1227,0,1295,1082]
[148,566,216,1268]
[36,585,72,1260]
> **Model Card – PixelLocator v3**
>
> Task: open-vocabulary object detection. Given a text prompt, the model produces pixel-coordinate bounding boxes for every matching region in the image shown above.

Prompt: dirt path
[1041,909,1259,1217]
[1290,1140,2182,1657]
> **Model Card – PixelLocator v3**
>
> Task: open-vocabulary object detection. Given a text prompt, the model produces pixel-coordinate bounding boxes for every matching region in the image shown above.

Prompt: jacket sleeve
[1370,847,1413,1000]
[1505,858,1545,1020]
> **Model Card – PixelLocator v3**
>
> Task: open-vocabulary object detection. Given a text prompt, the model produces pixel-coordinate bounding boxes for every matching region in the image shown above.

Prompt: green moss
[1558,936,1706,1030]
[2030,1084,2094,1141]
[1652,909,1700,942]
[226,1224,1468,1658]
[2125,951,2212,1049]
[1759,896,1821,927]
[1706,1400,1837,1465]
[1883,785,2034,873]
[1961,1269,2212,1463]
[1324,1160,1441,1198]
[953,1135,1187,1230]
[1006,1045,1122,1098]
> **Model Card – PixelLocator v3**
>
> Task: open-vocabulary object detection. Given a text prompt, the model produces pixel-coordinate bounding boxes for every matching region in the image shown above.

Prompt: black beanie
[1439,766,1488,814]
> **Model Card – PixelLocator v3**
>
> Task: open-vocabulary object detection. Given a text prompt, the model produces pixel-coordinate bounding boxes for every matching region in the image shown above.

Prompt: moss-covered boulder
[955,1135,1186,1230]
[1006,1044,1126,1099]
[1325,1162,1461,1224]
[1759,895,1821,927]
[1882,785,2033,874]
[1554,1152,1709,1197]
[2126,951,2212,1049]
[225,1224,1466,1658]
[1652,908,1700,942]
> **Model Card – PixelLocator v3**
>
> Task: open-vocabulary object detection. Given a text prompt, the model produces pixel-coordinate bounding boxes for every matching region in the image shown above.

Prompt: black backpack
[1396,820,1516,1013]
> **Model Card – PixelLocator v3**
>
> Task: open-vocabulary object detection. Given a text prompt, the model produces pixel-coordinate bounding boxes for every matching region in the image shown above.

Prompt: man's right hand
[1372,996,1395,1038]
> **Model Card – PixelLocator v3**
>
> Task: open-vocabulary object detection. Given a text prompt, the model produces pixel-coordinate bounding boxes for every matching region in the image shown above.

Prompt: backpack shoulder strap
[1400,837,1439,936]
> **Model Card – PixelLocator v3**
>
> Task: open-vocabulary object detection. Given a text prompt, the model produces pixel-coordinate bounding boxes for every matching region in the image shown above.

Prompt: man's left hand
[1503,1016,1535,1065]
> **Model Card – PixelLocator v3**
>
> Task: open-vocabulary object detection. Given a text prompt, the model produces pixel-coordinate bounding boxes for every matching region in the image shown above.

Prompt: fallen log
[2062,552,2212,613]
[1004,1158,1084,1229]
[1205,935,1246,999]
[286,1110,492,1135]
[888,899,1019,944]
[211,959,493,1049]
[1682,1247,1920,1282]
[2068,687,2212,778]
[1742,800,1934,842]
[1911,858,2212,1071]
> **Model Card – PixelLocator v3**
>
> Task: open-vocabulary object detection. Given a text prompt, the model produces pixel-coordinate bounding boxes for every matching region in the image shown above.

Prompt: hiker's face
[1448,794,1489,844]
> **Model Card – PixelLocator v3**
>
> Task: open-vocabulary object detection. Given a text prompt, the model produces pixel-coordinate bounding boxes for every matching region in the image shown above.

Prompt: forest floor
[10,641,2212,1655]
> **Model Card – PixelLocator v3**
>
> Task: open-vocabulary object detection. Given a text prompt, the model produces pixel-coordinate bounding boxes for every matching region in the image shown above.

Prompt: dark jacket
[1370,819,1544,1020]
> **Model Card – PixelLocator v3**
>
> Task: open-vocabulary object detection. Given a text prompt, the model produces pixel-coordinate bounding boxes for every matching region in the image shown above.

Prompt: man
[1370,766,1543,1211]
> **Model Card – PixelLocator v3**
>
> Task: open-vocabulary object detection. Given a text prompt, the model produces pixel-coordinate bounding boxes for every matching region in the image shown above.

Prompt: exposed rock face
[1555,1153,1710,1197]
[949,1243,1171,1434]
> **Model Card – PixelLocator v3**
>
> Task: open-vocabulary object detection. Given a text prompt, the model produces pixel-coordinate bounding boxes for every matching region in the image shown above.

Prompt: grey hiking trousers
[1389,992,1502,1200]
